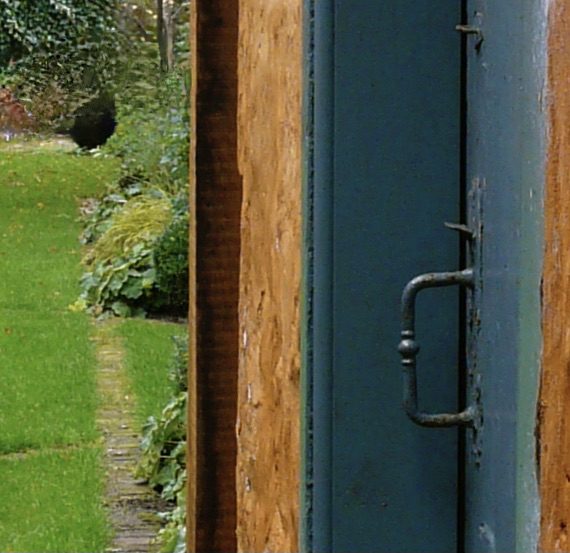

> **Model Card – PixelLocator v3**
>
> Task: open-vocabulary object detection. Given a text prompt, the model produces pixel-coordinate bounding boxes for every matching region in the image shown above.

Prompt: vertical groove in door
[305,3,462,551]
[305,1,335,551]
[457,1,468,552]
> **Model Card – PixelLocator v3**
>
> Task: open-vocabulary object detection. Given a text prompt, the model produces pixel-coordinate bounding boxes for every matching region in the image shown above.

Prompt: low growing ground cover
[0,147,118,551]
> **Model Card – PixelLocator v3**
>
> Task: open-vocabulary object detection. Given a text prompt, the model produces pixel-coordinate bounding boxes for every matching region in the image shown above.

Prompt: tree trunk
[157,0,175,72]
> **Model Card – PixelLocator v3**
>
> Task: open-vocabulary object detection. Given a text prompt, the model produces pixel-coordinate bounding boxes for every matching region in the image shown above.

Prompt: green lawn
[0,313,99,452]
[0,147,118,552]
[0,145,185,552]
[0,448,110,553]
[118,318,186,425]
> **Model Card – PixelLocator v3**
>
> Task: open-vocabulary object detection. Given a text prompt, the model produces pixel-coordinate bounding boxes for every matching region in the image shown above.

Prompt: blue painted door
[304,2,546,552]
[463,3,544,552]
[303,2,463,552]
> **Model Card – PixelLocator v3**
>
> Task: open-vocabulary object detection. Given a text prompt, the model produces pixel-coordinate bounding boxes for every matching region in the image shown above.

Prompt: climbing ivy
[0,1,116,62]
[0,0,119,127]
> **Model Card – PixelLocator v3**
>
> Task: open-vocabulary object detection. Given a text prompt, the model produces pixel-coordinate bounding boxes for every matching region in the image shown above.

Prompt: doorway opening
[0,2,190,552]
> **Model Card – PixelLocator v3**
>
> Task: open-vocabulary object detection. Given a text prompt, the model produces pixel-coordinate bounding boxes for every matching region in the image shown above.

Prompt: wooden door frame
[540,1,570,551]
[188,2,241,551]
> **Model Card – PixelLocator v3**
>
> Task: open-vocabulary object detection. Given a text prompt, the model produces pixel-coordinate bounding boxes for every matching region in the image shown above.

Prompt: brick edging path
[93,320,168,553]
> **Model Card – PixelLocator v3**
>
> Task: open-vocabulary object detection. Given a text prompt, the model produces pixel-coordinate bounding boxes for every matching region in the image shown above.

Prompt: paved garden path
[0,138,173,551]
[93,320,167,553]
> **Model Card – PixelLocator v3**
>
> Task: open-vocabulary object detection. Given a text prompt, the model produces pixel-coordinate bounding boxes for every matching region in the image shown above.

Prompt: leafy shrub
[137,392,187,553]
[92,195,171,263]
[80,193,128,246]
[77,178,190,320]
[138,392,186,492]
[138,394,186,553]
[157,493,186,553]
[76,243,156,318]
[154,204,189,316]
[138,332,188,553]
[67,3,190,320]
[80,172,151,246]
[74,194,173,317]
[104,70,189,194]
[138,333,187,486]
[168,335,188,392]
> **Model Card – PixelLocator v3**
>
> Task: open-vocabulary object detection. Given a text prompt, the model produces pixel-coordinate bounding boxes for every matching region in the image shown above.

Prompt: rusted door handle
[398,268,476,427]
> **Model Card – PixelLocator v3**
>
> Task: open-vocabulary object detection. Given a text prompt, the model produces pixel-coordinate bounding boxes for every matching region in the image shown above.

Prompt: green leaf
[110,301,130,317]
[122,276,144,299]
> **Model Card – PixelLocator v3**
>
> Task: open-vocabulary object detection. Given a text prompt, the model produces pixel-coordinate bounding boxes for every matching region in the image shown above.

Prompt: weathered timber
[540,2,570,551]
[236,1,302,552]
[188,1,241,552]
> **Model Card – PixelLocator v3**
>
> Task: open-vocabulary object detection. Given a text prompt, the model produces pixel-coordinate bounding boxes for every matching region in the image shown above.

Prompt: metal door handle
[398,268,476,427]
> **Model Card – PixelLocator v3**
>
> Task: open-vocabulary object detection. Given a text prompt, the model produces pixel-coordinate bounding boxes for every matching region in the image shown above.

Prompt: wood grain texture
[236,1,302,551]
[188,1,241,551]
[540,1,570,551]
